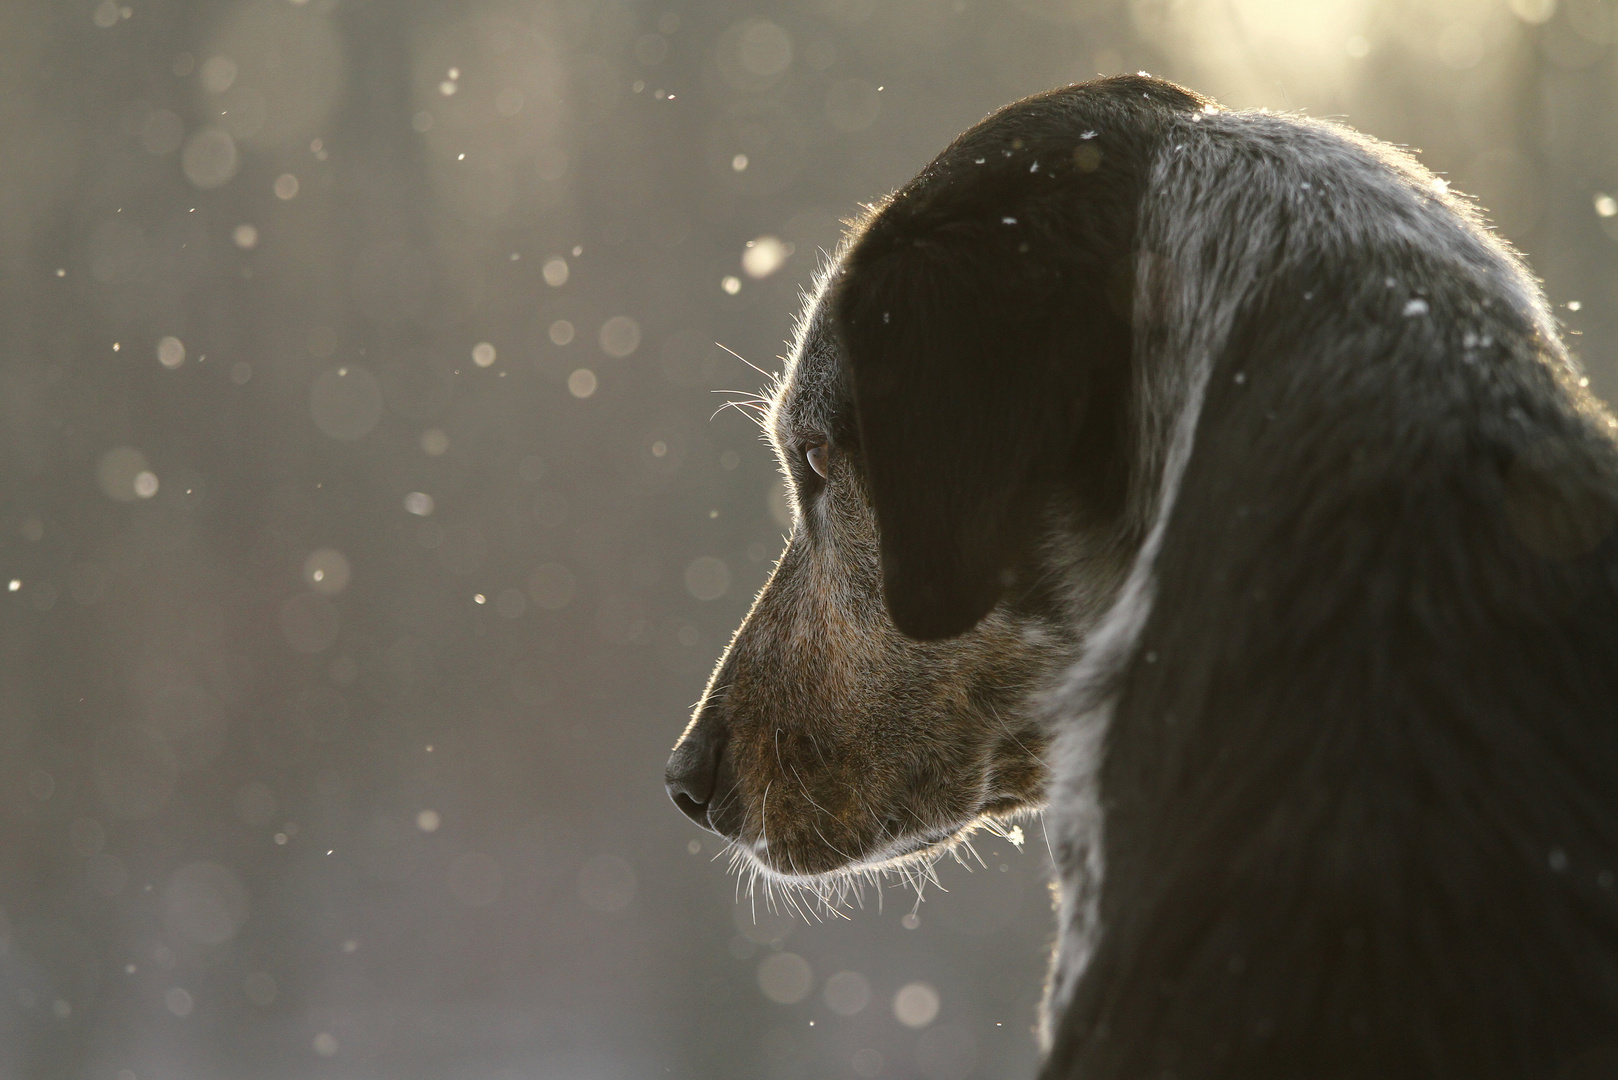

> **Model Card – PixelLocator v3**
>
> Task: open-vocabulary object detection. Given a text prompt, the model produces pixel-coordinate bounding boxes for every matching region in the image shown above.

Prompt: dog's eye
[806,443,830,479]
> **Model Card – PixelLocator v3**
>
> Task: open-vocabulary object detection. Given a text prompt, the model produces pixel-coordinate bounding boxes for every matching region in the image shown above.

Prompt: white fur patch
[1034,119,1250,1044]
[1038,362,1214,1042]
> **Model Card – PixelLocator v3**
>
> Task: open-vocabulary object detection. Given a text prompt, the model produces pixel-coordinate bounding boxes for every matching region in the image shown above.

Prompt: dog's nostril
[664,748,718,806]
[670,790,711,828]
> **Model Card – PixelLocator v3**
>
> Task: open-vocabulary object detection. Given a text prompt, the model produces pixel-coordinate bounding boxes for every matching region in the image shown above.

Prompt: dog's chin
[733,808,1037,888]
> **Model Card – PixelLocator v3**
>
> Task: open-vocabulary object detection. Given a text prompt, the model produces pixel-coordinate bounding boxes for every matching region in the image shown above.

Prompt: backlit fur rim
[717,808,1042,922]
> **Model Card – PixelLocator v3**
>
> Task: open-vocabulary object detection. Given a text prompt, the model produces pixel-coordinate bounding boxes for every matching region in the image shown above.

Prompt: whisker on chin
[720,809,1040,923]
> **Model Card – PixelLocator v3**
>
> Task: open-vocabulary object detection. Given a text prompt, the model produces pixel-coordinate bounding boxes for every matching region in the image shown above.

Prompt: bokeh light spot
[599,316,641,358]
[1510,0,1557,23]
[684,556,730,601]
[165,861,249,945]
[568,369,597,398]
[310,365,383,440]
[96,447,150,503]
[302,548,351,594]
[894,982,940,1028]
[182,128,239,188]
[757,952,813,1004]
[824,970,872,1016]
[201,55,237,93]
[157,336,186,368]
[723,19,793,87]
[742,236,792,279]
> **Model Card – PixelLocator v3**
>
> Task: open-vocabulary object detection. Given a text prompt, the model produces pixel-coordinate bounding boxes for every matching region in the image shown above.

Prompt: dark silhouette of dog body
[834,77,1618,1079]
[666,74,1618,1079]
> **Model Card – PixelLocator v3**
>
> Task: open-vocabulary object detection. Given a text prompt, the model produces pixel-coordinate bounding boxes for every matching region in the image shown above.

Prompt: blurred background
[2,0,1616,1077]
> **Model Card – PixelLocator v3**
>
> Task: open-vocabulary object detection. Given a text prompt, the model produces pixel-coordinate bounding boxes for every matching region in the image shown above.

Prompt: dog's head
[665,77,1208,891]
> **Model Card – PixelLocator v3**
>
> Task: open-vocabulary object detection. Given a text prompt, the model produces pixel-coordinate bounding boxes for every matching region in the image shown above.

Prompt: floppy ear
[832,180,1132,640]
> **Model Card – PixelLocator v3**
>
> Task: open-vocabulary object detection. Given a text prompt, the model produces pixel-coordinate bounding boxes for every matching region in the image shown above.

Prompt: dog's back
[1041,103,1618,1079]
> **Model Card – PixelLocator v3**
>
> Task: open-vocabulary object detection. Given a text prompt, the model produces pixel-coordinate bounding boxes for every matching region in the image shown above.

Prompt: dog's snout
[665,712,727,833]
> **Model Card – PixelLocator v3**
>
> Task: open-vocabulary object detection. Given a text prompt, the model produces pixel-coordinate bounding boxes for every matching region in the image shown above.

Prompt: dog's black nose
[665,714,725,832]
[666,767,713,828]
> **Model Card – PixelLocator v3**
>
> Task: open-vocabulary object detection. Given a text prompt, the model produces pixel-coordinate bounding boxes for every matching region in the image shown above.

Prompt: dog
[666,75,1618,1078]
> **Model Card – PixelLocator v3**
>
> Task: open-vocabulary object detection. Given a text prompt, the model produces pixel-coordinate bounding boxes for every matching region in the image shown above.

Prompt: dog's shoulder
[1050,99,1618,1080]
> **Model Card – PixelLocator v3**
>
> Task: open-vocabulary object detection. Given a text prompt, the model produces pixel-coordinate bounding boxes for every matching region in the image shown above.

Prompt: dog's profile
[666,75,1618,1077]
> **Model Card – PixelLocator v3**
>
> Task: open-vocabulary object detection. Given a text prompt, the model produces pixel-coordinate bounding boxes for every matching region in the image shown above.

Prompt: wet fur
[669,76,1618,1077]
